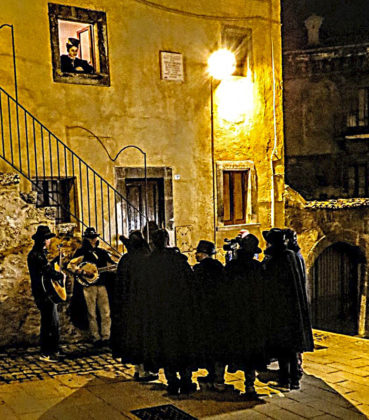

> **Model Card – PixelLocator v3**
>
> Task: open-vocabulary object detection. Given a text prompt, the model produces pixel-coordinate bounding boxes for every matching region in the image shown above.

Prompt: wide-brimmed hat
[262,228,285,245]
[32,225,56,241]
[196,240,216,255]
[240,234,262,254]
[83,227,100,239]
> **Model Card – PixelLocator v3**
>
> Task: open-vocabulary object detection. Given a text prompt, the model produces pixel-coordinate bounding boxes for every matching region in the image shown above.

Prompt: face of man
[44,238,51,249]
[87,237,98,247]
[196,251,209,262]
[68,46,78,59]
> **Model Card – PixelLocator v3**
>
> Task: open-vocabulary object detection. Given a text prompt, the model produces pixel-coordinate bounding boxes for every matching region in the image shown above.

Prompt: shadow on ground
[37,369,366,419]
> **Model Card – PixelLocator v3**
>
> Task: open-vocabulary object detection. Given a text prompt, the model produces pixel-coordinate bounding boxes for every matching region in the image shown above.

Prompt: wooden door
[125,178,165,232]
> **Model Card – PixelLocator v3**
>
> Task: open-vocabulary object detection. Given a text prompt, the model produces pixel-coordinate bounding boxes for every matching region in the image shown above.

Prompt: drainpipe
[270,39,279,228]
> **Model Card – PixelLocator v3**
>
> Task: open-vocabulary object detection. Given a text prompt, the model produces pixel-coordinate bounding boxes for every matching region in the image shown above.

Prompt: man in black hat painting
[60,37,94,73]
[262,228,314,391]
[193,240,227,391]
[27,225,64,362]
[225,234,267,396]
[72,227,115,347]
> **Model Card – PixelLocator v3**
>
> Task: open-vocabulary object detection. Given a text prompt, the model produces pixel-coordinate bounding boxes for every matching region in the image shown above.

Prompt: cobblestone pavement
[0,344,132,384]
[0,331,368,419]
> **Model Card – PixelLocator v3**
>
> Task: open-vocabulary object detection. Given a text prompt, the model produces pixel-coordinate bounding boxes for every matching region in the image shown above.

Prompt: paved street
[0,330,368,419]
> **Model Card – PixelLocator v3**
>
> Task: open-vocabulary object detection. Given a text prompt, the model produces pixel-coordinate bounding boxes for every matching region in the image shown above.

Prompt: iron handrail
[0,86,147,252]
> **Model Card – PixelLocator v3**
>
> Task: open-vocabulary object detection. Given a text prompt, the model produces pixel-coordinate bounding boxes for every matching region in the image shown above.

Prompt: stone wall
[0,172,88,348]
[285,185,369,336]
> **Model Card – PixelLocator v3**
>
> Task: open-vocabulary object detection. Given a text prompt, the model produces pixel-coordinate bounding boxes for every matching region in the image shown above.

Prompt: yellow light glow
[208,49,236,80]
[216,72,254,123]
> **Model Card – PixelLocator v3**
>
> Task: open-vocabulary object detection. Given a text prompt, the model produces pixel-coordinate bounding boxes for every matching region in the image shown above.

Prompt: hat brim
[83,234,100,238]
[262,230,270,241]
[32,232,56,240]
[119,235,130,246]
[196,248,216,255]
[255,246,262,254]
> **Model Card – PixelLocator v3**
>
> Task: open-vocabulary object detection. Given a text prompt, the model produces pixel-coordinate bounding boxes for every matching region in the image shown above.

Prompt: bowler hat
[83,227,100,239]
[32,225,56,241]
[240,234,262,254]
[262,228,285,245]
[196,240,216,255]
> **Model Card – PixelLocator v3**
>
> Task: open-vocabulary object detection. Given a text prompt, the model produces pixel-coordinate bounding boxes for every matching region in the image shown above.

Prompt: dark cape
[111,246,150,361]
[142,247,196,371]
[263,245,314,357]
[60,55,94,73]
[225,250,267,368]
[193,257,227,365]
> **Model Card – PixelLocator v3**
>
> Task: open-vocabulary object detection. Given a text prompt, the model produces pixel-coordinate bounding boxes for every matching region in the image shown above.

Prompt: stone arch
[306,230,368,336]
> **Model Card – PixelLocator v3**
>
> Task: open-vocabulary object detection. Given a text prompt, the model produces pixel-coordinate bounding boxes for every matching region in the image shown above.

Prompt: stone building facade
[0,1,284,347]
[283,0,369,336]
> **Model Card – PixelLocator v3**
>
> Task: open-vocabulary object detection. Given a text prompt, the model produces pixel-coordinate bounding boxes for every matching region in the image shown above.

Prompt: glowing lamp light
[208,49,236,80]
[217,72,254,123]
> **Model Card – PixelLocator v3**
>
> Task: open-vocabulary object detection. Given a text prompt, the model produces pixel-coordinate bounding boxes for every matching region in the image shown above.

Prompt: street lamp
[207,49,236,247]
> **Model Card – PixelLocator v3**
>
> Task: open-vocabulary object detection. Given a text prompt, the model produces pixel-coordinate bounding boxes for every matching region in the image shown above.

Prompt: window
[33,178,76,224]
[345,163,368,197]
[49,3,110,86]
[222,26,253,77]
[216,161,257,227]
[346,88,369,128]
[223,171,248,225]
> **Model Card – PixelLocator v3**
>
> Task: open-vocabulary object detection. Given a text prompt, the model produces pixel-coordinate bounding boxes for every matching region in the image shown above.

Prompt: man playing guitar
[27,225,65,363]
[71,227,116,348]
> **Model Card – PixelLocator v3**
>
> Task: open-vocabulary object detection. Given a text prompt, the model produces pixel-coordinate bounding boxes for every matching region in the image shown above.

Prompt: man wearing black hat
[262,228,313,391]
[72,227,115,347]
[193,240,227,391]
[60,37,94,73]
[226,233,267,396]
[27,225,64,362]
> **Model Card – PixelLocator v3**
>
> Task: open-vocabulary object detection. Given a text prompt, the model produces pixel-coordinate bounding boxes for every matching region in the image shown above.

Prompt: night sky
[282,0,369,50]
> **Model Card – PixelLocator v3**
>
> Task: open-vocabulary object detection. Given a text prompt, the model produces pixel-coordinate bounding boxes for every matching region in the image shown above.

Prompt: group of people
[27,223,313,397]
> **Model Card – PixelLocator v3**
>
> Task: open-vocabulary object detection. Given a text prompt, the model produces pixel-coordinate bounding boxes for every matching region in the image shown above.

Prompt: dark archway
[310,242,365,335]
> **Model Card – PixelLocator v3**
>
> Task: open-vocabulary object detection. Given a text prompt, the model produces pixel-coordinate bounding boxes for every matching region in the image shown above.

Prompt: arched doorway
[310,242,364,335]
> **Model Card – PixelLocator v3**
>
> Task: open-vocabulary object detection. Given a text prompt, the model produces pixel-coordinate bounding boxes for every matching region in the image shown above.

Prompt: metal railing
[0,86,146,252]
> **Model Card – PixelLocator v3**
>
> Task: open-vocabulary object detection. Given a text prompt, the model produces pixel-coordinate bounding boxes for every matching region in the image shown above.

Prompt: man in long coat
[111,231,156,381]
[27,225,65,362]
[262,228,314,390]
[193,240,226,390]
[225,234,267,395]
[143,229,196,395]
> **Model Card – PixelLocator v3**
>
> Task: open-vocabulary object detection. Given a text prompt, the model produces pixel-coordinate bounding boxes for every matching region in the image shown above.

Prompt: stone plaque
[160,51,184,81]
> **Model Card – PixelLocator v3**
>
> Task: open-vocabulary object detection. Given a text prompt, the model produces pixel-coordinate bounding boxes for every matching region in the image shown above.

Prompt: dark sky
[282,0,369,49]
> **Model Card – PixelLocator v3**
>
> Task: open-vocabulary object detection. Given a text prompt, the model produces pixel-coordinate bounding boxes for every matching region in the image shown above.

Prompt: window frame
[48,3,110,86]
[33,177,76,224]
[216,160,257,228]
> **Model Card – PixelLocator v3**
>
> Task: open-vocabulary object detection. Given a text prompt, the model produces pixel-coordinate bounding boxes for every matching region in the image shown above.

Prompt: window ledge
[216,223,260,232]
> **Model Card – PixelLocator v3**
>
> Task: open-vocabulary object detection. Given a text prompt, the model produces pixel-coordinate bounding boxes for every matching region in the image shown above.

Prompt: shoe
[136,373,159,382]
[180,382,197,394]
[39,354,58,363]
[269,381,290,391]
[93,340,103,348]
[245,385,257,396]
[167,383,180,396]
[213,382,226,392]
[290,381,300,390]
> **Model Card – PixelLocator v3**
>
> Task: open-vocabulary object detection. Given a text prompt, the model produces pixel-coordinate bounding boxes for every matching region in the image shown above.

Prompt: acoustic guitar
[41,255,67,304]
[67,256,117,287]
